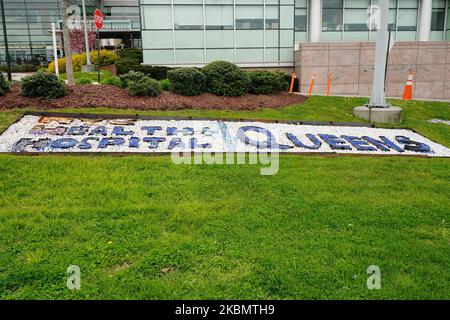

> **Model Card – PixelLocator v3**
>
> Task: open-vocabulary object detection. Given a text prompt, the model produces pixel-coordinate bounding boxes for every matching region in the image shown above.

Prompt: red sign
[93,9,104,30]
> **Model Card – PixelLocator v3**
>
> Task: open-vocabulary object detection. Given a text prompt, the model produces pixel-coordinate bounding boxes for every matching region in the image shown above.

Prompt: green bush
[0,72,11,93]
[75,77,92,85]
[127,77,161,97]
[115,58,140,75]
[0,64,38,73]
[167,68,205,96]
[101,76,121,87]
[21,70,67,99]
[202,61,249,96]
[159,78,171,91]
[138,65,173,80]
[247,70,289,94]
[117,48,143,62]
[119,70,147,88]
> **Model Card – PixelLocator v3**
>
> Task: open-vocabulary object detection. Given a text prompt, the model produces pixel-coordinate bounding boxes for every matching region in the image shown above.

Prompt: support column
[418,0,432,41]
[309,0,321,42]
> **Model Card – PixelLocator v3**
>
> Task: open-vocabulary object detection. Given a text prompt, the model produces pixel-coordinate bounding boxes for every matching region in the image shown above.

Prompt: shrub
[117,48,143,62]
[138,65,173,80]
[247,70,289,94]
[21,70,67,99]
[48,50,116,73]
[115,58,140,75]
[159,78,171,91]
[48,57,67,73]
[0,64,38,72]
[75,77,92,84]
[202,61,249,96]
[90,49,118,67]
[167,68,205,96]
[0,72,11,93]
[119,70,147,88]
[127,77,161,97]
[101,76,121,87]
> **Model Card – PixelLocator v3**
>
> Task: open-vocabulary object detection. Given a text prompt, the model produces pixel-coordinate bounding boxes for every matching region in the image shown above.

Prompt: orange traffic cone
[308,74,316,96]
[402,70,414,100]
[289,72,297,94]
[326,72,332,96]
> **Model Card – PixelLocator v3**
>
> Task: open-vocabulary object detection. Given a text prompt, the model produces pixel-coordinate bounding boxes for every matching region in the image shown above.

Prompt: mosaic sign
[0,114,449,157]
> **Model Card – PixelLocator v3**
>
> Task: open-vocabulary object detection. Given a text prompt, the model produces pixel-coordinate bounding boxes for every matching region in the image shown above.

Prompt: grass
[58,70,112,83]
[0,96,449,299]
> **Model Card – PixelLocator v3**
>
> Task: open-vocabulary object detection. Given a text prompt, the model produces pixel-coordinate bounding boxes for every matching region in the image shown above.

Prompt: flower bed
[0,85,306,111]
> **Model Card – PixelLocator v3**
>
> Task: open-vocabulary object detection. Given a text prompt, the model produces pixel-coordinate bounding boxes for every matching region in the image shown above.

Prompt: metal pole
[97,29,100,83]
[82,0,91,66]
[51,23,59,77]
[368,0,389,108]
[0,0,12,81]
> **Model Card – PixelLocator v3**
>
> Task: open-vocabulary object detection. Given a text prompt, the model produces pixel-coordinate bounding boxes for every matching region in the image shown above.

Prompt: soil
[0,84,307,111]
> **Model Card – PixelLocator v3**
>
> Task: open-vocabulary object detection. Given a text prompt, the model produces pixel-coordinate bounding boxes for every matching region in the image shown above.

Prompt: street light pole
[0,0,12,81]
[82,0,92,66]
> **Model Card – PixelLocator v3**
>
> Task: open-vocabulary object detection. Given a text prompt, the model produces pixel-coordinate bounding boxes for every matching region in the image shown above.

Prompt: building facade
[0,0,140,64]
[0,0,449,67]
[139,0,450,67]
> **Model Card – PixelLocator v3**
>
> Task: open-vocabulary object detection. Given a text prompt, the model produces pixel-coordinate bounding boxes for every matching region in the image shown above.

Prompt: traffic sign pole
[93,9,104,83]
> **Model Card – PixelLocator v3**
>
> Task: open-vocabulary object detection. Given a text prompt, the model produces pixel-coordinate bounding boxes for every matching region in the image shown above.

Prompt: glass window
[142,30,173,49]
[323,0,343,31]
[205,5,234,30]
[236,48,264,63]
[175,30,204,48]
[174,5,203,30]
[397,8,417,31]
[236,30,264,47]
[235,5,264,29]
[142,5,172,29]
[175,49,204,64]
[143,49,174,65]
[294,8,307,31]
[295,0,307,7]
[206,49,234,63]
[399,0,418,8]
[345,0,370,8]
[431,0,446,31]
[266,6,279,30]
[205,30,234,48]
[345,9,369,31]
[280,6,294,29]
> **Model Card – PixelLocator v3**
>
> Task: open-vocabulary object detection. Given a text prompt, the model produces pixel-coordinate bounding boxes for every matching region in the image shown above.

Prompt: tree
[61,0,75,85]
[70,28,95,53]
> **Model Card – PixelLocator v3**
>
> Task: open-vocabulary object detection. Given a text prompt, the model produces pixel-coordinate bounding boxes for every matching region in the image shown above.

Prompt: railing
[59,19,139,32]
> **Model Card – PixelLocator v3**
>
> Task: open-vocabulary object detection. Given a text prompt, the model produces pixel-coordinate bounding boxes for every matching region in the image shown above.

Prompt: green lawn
[58,70,112,82]
[0,96,449,299]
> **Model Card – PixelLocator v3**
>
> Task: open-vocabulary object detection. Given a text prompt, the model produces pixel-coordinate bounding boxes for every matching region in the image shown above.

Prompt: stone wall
[294,41,450,100]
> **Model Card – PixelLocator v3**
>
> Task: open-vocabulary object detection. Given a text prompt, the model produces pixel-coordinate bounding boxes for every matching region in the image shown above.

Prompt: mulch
[0,85,307,111]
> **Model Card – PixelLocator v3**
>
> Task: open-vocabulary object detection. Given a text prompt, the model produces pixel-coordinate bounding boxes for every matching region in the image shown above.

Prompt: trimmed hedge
[117,48,143,62]
[247,70,289,94]
[202,61,249,96]
[167,68,205,96]
[21,70,67,99]
[128,77,161,97]
[119,70,147,88]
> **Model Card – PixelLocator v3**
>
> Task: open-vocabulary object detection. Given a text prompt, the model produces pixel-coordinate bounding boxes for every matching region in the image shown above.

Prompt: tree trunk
[61,0,75,85]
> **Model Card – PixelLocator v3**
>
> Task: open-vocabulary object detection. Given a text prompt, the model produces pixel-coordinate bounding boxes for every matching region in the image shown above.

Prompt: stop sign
[93,9,104,30]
